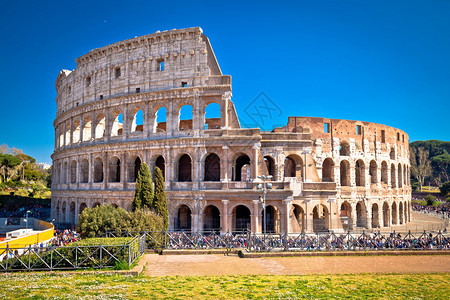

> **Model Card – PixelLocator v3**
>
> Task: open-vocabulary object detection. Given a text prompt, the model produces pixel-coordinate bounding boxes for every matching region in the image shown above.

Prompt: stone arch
[108,156,121,182]
[80,158,89,183]
[340,201,352,231]
[94,157,103,183]
[391,163,396,188]
[369,160,377,184]
[203,205,220,231]
[204,102,221,130]
[154,106,167,132]
[322,157,335,182]
[313,204,329,232]
[131,108,144,133]
[233,153,251,181]
[356,201,367,228]
[61,201,66,223]
[355,159,365,187]
[340,160,350,186]
[128,155,142,182]
[178,154,192,182]
[155,155,165,179]
[371,203,380,228]
[82,115,92,141]
[204,153,220,181]
[73,119,81,143]
[111,110,123,137]
[262,205,281,233]
[70,160,77,184]
[69,201,76,225]
[64,120,71,146]
[398,163,403,188]
[292,204,305,233]
[390,147,396,160]
[93,202,101,208]
[264,155,276,178]
[232,204,251,232]
[339,141,350,156]
[174,204,192,231]
[392,202,398,225]
[111,203,118,208]
[178,104,193,131]
[284,154,303,179]
[95,113,105,139]
[381,161,388,184]
[382,201,390,227]
[79,202,87,215]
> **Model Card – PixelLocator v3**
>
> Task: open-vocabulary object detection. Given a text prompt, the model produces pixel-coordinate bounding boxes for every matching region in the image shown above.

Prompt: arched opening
[62,162,68,184]
[61,201,66,223]
[80,159,89,183]
[392,202,398,225]
[381,161,388,184]
[292,205,305,233]
[340,160,350,186]
[322,158,335,182]
[383,202,390,227]
[73,120,81,143]
[64,121,71,146]
[398,163,403,188]
[82,116,92,141]
[79,203,87,215]
[179,104,193,131]
[204,102,221,130]
[155,156,165,179]
[95,114,105,139]
[340,201,352,231]
[313,204,329,232]
[111,203,118,208]
[369,160,377,184]
[232,205,251,232]
[204,153,220,181]
[356,201,367,228]
[234,153,251,181]
[131,109,144,133]
[93,202,101,208]
[339,142,350,156]
[128,156,141,182]
[178,154,192,182]
[355,159,365,187]
[154,107,167,132]
[372,203,380,228]
[70,160,77,184]
[284,155,303,180]
[203,205,220,231]
[391,164,396,188]
[262,205,280,233]
[109,156,121,182]
[70,202,76,225]
[390,148,395,160]
[399,202,404,224]
[94,157,103,183]
[111,111,123,137]
[403,165,407,187]
[175,204,191,231]
[264,156,276,178]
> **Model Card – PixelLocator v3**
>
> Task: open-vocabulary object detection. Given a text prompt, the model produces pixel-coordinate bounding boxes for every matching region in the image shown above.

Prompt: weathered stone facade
[51,27,411,233]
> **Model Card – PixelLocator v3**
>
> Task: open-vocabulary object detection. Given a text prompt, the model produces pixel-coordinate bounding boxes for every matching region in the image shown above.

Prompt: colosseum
[51,27,411,233]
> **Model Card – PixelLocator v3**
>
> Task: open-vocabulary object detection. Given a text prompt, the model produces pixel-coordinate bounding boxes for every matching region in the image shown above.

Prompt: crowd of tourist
[0,204,49,219]
[412,203,450,218]
[50,229,81,247]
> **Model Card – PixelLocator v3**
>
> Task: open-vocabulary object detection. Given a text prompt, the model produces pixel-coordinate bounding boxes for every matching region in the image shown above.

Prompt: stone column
[252,199,261,233]
[252,144,259,181]
[69,117,74,146]
[351,203,357,230]
[88,153,93,188]
[284,198,292,234]
[121,152,126,185]
[221,146,229,183]
[74,198,79,225]
[327,197,336,231]
[221,200,229,233]
[103,151,108,190]
[303,198,312,233]
[221,93,230,129]
[366,203,372,230]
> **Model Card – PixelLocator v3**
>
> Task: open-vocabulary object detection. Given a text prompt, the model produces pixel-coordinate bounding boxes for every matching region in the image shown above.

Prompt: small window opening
[136,87,140,93]
[76,102,79,107]
[397,132,400,141]
[356,125,362,135]
[402,134,404,142]
[381,130,386,143]
[204,123,208,130]
[158,60,164,71]
[324,123,330,133]
[182,81,187,87]
[68,86,72,94]
[86,76,91,87]
[115,67,121,79]
[100,95,104,100]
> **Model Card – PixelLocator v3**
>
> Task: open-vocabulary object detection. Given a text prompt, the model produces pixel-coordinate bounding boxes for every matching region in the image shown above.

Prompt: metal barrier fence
[0,235,146,272]
[102,230,450,252]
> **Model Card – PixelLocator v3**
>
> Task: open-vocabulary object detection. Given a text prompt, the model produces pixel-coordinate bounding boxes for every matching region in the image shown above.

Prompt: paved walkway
[142,254,450,276]
[388,211,448,233]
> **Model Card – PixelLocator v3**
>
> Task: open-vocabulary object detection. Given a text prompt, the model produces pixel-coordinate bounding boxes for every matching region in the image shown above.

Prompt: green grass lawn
[0,273,448,299]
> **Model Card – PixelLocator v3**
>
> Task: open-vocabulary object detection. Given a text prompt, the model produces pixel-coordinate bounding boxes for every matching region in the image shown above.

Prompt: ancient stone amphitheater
[51,27,411,233]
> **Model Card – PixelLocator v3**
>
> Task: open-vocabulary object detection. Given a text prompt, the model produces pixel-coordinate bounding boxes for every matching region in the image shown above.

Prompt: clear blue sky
[1,0,449,163]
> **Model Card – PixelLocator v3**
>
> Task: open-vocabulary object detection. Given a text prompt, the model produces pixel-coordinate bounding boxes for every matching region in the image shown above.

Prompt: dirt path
[142,254,450,276]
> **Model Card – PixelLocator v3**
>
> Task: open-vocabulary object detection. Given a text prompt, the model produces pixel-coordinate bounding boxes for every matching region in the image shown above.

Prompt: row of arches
[339,142,401,161]
[56,102,222,148]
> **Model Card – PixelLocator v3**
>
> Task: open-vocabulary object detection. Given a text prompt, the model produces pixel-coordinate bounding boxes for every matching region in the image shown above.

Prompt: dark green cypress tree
[153,166,169,230]
[132,163,153,211]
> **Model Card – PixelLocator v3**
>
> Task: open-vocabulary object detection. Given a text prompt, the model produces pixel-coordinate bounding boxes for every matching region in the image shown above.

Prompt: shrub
[440,181,450,196]
[425,194,437,206]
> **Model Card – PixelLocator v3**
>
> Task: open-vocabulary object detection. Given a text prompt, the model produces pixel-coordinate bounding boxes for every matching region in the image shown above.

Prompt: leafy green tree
[425,194,437,206]
[0,153,22,182]
[153,166,169,230]
[432,152,450,182]
[440,181,450,196]
[129,209,164,232]
[132,163,153,211]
